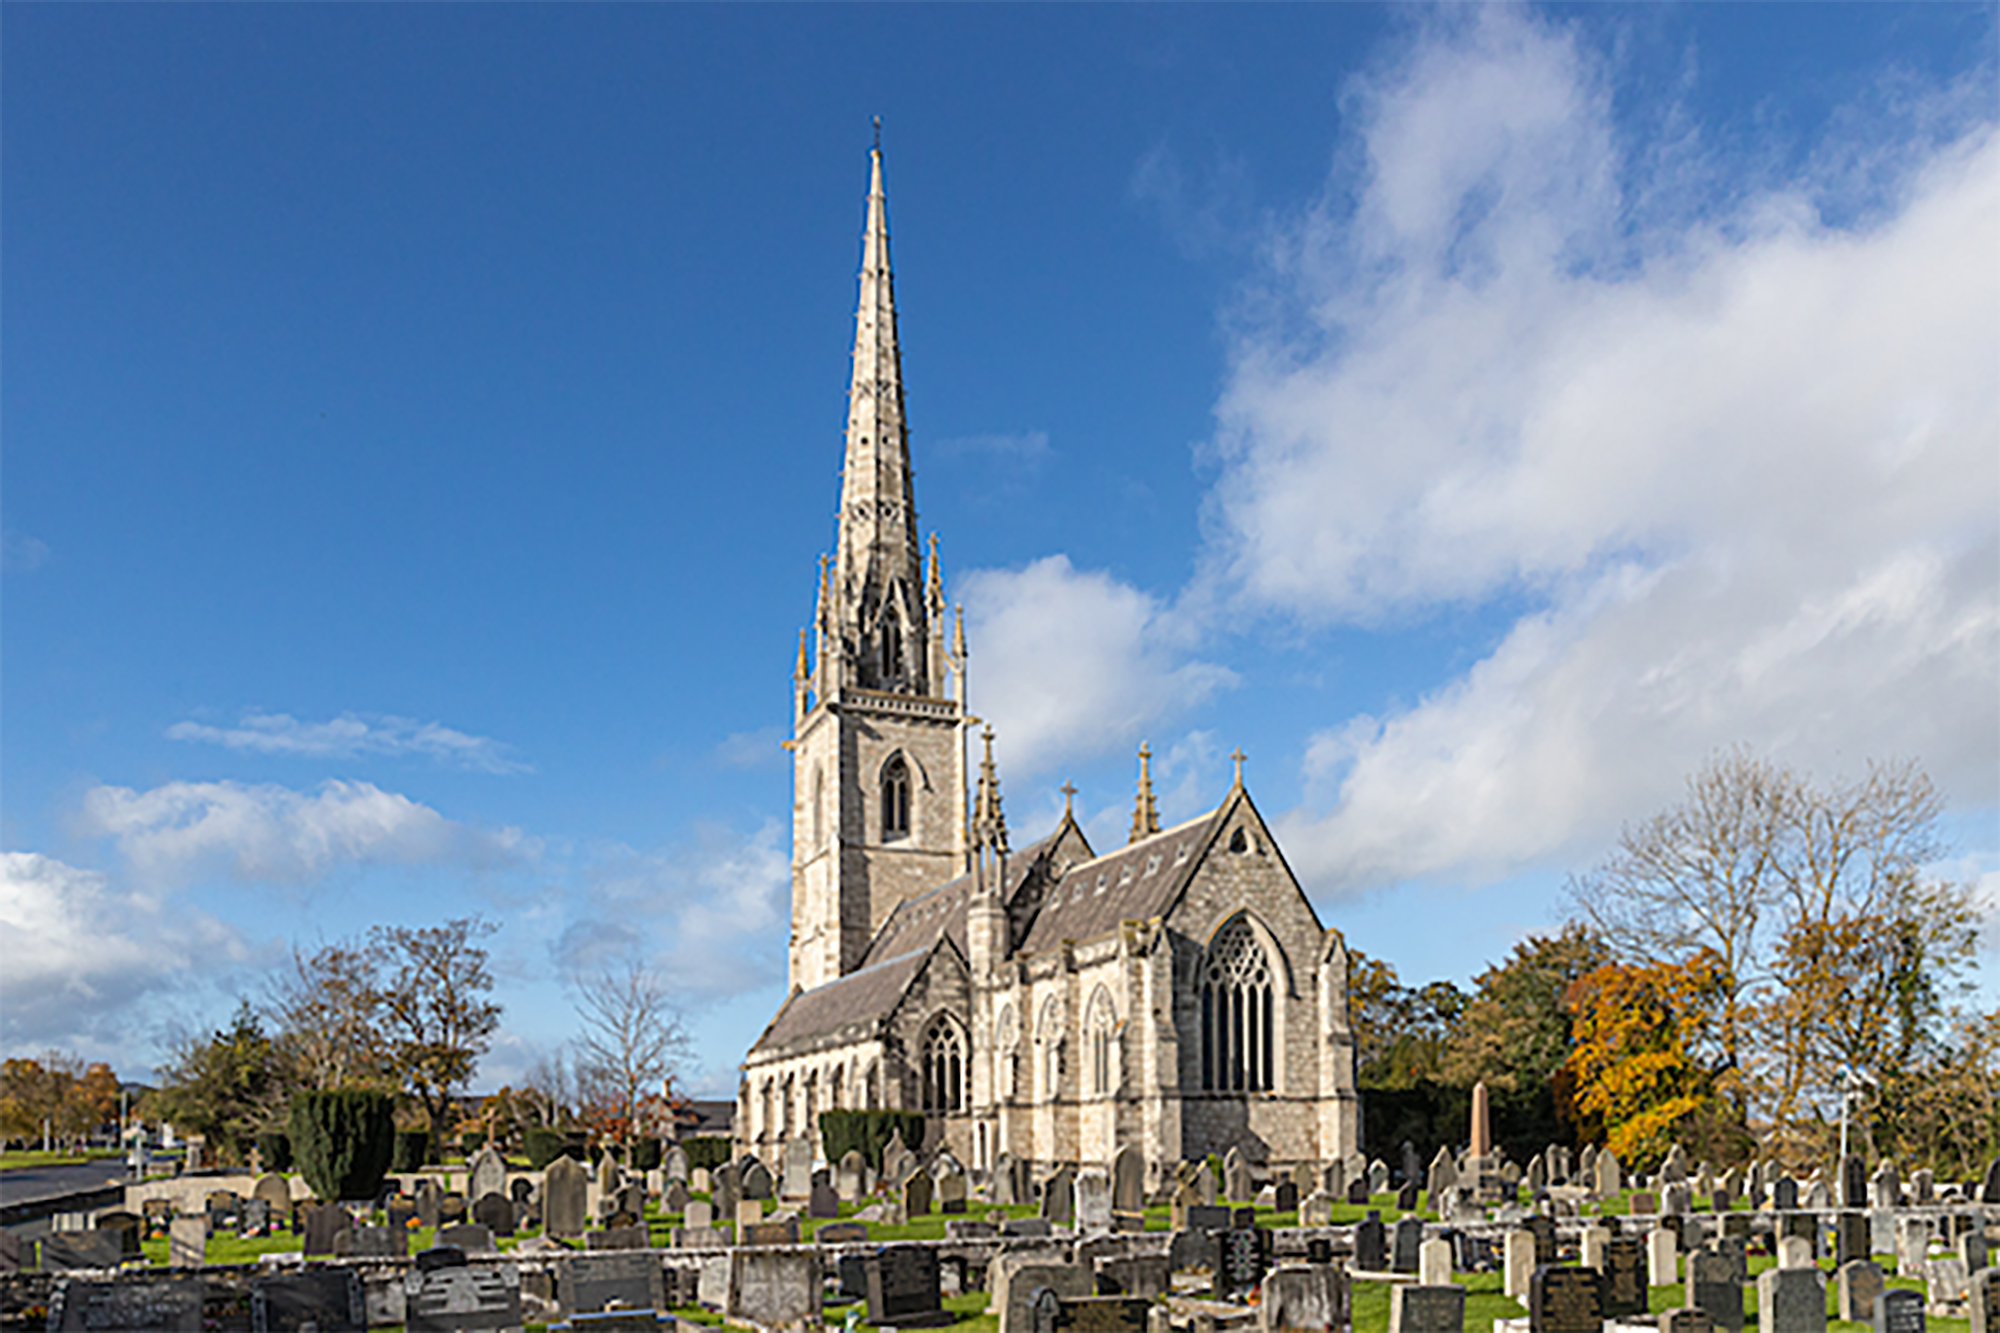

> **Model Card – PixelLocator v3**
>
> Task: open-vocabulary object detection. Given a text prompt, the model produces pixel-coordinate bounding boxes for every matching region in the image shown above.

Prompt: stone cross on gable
[1231,749,1247,786]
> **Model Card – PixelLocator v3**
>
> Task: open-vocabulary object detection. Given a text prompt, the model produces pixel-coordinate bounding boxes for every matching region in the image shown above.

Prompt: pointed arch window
[881,613,904,683]
[1087,989,1117,1097]
[882,755,911,841]
[921,1017,965,1113]
[1200,916,1277,1093]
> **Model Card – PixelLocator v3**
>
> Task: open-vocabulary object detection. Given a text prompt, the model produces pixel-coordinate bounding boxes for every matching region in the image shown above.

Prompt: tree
[290,1089,396,1202]
[1346,950,1465,1089]
[1,1053,84,1147]
[148,1003,290,1164]
[1564,953,1734,1169]
[369,918,502,1144]
[572,960,691,1150]
[267,939,387,1092]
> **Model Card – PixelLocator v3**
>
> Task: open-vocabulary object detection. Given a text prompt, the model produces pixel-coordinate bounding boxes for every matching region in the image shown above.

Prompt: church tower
[788,143,968,993]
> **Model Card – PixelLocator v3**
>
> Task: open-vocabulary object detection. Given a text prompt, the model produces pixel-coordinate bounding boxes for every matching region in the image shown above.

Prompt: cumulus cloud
[559,820,791,999]
[1209,11,1998,892]
[958,555,1235,777]
[0,852,253,1048]
[78,779,531,888]
[166,710,529,774]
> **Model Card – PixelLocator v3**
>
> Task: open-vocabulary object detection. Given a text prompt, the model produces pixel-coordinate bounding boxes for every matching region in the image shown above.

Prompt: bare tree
[370,918,503,1145]
[571,959,690,1149]
[267,939,384,1091]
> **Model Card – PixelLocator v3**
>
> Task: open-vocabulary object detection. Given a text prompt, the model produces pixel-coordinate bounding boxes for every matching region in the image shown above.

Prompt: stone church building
[736,147,1360,1186]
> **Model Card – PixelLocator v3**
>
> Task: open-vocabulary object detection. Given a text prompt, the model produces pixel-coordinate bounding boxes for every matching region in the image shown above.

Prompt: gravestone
[1076,1168,1113,1232]
[839,1150,869,1203]
[1778,1237,1815,1270]
[904,1169,934,1216]
[468,1145,507,1203]
[1929,1258,1971,1307]
[1773,1178,1799,1210]
[42,1231,123,1270]
[881,1131,916,1189]
[1506,1231,1538,1300]
[168,1217,207,1268]
[404,1260,523,1332]
[1112,1145,1145,1213]
[1370,1159,1390,1194]
[1043,1167,1076,1224]
[684,1199,713,1229]
[1602,1237,1646,1318]
[1531,1214,1559,1265]
[712,1163,739,1222]
[48,1276,204,1332]
[1419,1237,1453,1286]
[1393,1216,1424,1273]
[1397,1182,1419,1213]
[253,1268,367,1332]
[1392,1284,1465,1333]
[436,1222,496,1253]
[472,1191,515,1238]
[868,1244,952,1327]
[388,1197,418,1234]
[545,1155,589,1238]
[1759,1266,1826,1333]
[663,1144,690,1182]
[1595,1150,1621,1199]
[253,1173,291,1210]
[1837,1212,1871,1266]
[415,1177,443,1228]
[1840,1262,1888,1322]
[809,1174,841,1219]
[1355,1214,1387,1271]
[301,1202,351,1257]
[1004,1217,1053,1238]
[1688,1249,1743,1333]
[1348,1177,1371,1205]
[1300,1191,1334,1226]
[781,1137,813,1200]
[1187,1203,1233,1233]
[736,1198,764,1229]
[346,1225,407,1258]
[993,1256,1093,1333]
[1969,1270,1998,1333]
[557,1250,665,1320]
[1223,1148,1252,1202]
[1581,1225,1609,1271]
[1528,1155,1548,1193]
[1896,1217,1933,1276]
[741,1157,774,1200]
[938,1165,969,1215]
[691,1165,711,1193]
[1875,1288,1925,1333]
[662,1179,690,1214]
[742,1217,799,1246]
[1839,1156,1865,1208]
[1648,1227,1678,1288]
[728,1249,821,1328]
[1662,1310,1715,1333]
[1529,1265,1606,1333]
[240,1197,271,1235]
[1960,1229,1989,1274]
[1870,1162,1902,1209]
[1429,1147,1459,1204]
[1263,1264,1348,1333]
[1631,1190,1660,1215]
[818,1219,869,1244]
[1220,1227,1270,1299]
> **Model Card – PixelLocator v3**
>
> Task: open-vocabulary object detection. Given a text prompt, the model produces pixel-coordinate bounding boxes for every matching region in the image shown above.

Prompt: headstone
[691,1165,711,1193]
[545,1155,589,1238]
[660,1178,690,1214]
[1356,1213,1388,1271]
[1223,1148,1253,1202]
[1109,1145,1145,1214]
[1419,1236,1453,1286]
[838,1150,868,1203]
[168,1216,207,1268]
[1529,1265,1606,1333]
[993,1256,1092,1333]
[1391,1284,1465,1333]
[664,1144,690,1181]
[301,1202,351,1257]
[404,1261,522,1332]
[556,1250,666,1320]
[1840,1261,1888,1322]
[1958,1229,1989,1274]
[1396,1181,1419,1213]
[1506,1231,1539,1299]
[1043,1167,1076,1224]
[881,1131,916,1189]
[48,1276,205,1332]
[737,1198,764,1229]
[466,1145,506,1203]
[809,1174,841,1219]
[1662,1309,1715,1333]
[1868,1161,1900,1209]
[1393,1217,1425,1273]
[1773,1177,1799,1210]
[1300,1191,1334,1227]
[1837,1212,1871,1266]
[1805,1180,1831,1209]
[253,1268,367,1332]
[1220,1227,1270,1299]
[1597,1150,1623,1201]
[415,1177,443,1228]
[1648,1226,1678,1288]
[346,1225,408,1258]
[1371,1160,1392,1194]
[1896,1217,1933,1276]
[729,1249,822,1329]
[1928,1258,1971,1306]
[388,1197,418,1234]
[1528,1154,1548,1193]
[817,1219,869,1244]
[1969,1269,1999,1333]
[867,1244,951,1327]
[1778,1236,1815,1269]
[471,1191,515,1238]
[1602,1237,1646,1318]
[253,1173,292,1210]
[741,1157,774,1200]
[1076,1168,1113,1232]
[712,1164,739,1222]
[904,1170,934,1216]
[741,1216,799,1246]
[1838,1155,1865,1208]
[1687,1249,1743,1333]
[1874,1287,1925,1333]
[938,1166,968,1215]
[1631,1190,1659,1215]
[1429,1147,1459,1204]
[1262,1264,1348,1333]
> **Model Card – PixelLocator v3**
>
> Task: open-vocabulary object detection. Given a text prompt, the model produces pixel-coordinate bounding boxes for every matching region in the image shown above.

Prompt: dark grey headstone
[588,1224,652,1250]
[1758,1266,1827,1333]
[557,1249,665,1320]
[252,1268,366,1332]
[1219,1228,1269,1298]
[1185,1204,1231,1232]
[1042,1167,1076,1224]
[1837,1212,1871,1266]
[346,1224,407,1258]
[471,1190,514,1238]
[817,1220,869,1244]
[405,1262,523,1332]
[1397,1181,1420,1213]
[1003,1217,1053,1237]
[1044,1295,1151,1333]
[1355,1214,1388,1271]
[414,1178,443,1228]
[435,1222,497,1253]
[49,1276,204,1331]
[1391,1284,1466,1333]
[867,1244,951,1327]
[1772,1178,1798,1211]
[1602,1237,1646,1317]
[1393,1217,1424,1273]
[1841,1156,1867,1209]
[1531,1215,1559,1266]
[839,1252,872,1298]
[809,1178,841,1219]
[1348,1177,1371,1205]
[1969,1269,1998,1333]
[1874,1287,1925,1333]
[1688,1249,1743,1333]
[1529,1266,1605,1333]
[1661,1309,1714,1333]
[1838,1261,1886,1323]
[42,1231,125,1271]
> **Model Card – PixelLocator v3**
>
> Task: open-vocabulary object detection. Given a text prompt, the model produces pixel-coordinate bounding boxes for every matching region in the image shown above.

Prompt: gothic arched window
[1201,916,1277,1093]
[881,755,911,841]
[922,1018,965,1112]
[881,613,903,683]
[1038,998,1063,1098]
[1087,988,1117,1097]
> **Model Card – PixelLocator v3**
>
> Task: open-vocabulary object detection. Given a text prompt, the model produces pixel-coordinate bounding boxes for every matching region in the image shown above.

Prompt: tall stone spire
[832,143,929,696]
[1129,742,1160,843]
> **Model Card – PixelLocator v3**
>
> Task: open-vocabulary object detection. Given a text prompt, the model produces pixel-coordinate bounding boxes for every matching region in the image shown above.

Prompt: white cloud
[958,555,1235,777]
[1208,10,1999,892]
[78,779,531,888]
[167,710,529,774]
[0,852,253,1048]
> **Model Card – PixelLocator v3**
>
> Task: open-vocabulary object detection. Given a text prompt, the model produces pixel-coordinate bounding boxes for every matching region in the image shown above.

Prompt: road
[0,1159,132,1209]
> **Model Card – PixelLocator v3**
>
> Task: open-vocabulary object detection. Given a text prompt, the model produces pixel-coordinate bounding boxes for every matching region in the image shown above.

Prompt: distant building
[737,146,1360,1188]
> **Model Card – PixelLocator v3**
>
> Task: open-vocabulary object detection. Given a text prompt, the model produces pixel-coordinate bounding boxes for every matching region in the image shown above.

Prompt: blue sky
[5,4,1996,1098]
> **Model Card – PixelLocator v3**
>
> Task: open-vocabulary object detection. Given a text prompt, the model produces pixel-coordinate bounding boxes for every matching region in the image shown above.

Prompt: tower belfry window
[1200,916,1276,1093]
[881,755,911,841]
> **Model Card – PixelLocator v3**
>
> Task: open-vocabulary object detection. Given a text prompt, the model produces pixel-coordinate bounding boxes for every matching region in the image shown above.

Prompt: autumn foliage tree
[0,1053,121,1149]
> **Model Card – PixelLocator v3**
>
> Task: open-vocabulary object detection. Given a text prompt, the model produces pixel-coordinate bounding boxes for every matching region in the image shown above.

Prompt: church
[735,146,1360,1190]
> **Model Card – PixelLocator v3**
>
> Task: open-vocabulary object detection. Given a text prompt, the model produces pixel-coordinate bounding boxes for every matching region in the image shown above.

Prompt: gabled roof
[1018,803,1232,955]
[858,827,1064,969]
[747,947,933,1057]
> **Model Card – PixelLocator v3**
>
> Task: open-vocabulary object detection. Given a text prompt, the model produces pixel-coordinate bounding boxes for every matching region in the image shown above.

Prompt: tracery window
[921,1017,965,1112]
[882,755,911,841]
[1087,989,1116,1096]
[1038,998,1063,1098]
[1200,916,1276,1093]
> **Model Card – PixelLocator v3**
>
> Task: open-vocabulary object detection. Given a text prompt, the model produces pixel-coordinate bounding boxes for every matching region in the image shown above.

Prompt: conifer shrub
[255,1131,292,1173]
[682,1136,734,1172]
[289,1091,395,1203]
[817,1110,927,1171]
[524,1128,569,1170]
[631,1138,663,1171]
[392,1130,434,1172]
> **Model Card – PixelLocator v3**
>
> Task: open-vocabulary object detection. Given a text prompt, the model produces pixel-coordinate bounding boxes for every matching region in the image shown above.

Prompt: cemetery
[2,1116,1995,1333]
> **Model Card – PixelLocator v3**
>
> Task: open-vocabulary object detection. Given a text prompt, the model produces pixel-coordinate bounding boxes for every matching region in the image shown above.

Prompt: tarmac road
[0,1159,132,1209]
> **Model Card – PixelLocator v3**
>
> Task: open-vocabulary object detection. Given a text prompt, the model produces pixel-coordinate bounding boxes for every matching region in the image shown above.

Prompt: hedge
[818,1110,926,1173]
[391,1130,435,1172]
[289,1091,395,1203]
[255,1131,292,1173]
[631,1139,662,1172]
[681,1136,733,1172]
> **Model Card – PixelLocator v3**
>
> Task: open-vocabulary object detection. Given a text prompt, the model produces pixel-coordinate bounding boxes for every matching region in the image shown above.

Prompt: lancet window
[881,755,911,841]
[921,1017,965,1113]
[1200,915,1276,1093]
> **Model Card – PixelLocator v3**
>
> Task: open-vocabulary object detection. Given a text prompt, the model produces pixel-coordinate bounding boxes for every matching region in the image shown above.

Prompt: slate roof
[748,947,932,1056]
[1017,804,1230,955]
[859,829,1062,969]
